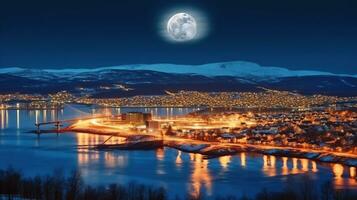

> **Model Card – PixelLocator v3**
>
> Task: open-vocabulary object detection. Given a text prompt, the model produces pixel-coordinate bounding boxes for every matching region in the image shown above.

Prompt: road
[68,118,357,159]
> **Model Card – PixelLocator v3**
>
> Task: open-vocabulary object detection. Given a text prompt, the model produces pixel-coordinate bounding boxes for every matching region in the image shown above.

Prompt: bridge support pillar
[55,121,61,134]
[35,124,41,134]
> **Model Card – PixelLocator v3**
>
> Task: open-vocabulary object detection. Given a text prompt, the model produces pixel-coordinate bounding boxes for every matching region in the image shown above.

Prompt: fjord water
[0,105,356,198]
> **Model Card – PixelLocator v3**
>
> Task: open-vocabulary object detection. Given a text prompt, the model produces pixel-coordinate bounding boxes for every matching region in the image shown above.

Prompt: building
[122,112,152,124]
[146,120,161,130]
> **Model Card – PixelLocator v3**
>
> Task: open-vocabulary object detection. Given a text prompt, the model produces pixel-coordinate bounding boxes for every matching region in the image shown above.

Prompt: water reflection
[77,133,99,146]
[261,156,323,177]
[312,161,318,172]
[104,152,116,167]
[333,164,344,178]
[282,157,289,175]
[240,152,246,167]
[156,148,166,175]
[331,164,357,187]
[35,110,39,124]
[16,109,20,129]
[270,156,276,168]
[350,167,356,178]
[156,148,165,161]
[77,133,99,165]
[333,164,344,186]
[262,155,277,176]
[300,159,309,172]
[6,110,8,128]
[263,155,268,168]
[0,109,7,129]
[1,105,357,195]
[175,151,183,166]
[78,150,99,165]
[1,106,196,132]
[292,158,299,174]
[78,150,127,168]
[219,155,231,169]
[104,152,121,168]
[76,133,128,167]
[76,133,125,146]
[43,110,47,122]
[189,153,212,198]
[51,110,56,121]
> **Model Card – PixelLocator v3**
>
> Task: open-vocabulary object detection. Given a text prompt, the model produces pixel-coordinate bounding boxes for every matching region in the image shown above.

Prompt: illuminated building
[122,112,152,124]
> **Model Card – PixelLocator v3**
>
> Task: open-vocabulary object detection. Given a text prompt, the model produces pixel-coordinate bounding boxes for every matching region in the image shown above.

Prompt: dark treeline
[0,167,356,200]
[0,167,165,200]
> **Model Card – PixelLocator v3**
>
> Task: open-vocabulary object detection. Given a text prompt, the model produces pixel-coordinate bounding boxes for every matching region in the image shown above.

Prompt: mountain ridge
[0,61,356,80]
[0,61,356,97]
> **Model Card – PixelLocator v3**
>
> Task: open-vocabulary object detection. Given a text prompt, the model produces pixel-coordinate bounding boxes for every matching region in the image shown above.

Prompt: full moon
[167,13,197,42]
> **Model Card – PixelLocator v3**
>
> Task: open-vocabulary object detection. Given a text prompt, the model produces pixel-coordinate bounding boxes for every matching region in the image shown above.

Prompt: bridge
[34,114,120,134]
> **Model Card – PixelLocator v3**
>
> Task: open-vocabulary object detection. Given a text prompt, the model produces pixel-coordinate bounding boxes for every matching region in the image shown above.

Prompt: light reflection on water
[74,132,357,196]
[156,148,165,161]
[262,155,317,177]
[80,130,357,197]
[73,134,357,196]
[190,153,212,197]
[219,155,231,169]
[0,105,356,197]
[240,152,246,167]
[175,150,183,166]
[351,167,356,178]
[0,110,6,129]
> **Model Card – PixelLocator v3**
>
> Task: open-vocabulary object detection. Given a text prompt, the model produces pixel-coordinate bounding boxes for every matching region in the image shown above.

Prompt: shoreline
[39,127,357,168]
[71,134,357,167]
[164,141,357,167]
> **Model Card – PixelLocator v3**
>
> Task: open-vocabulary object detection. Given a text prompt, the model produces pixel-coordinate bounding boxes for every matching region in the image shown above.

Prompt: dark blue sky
[1,0,356,74]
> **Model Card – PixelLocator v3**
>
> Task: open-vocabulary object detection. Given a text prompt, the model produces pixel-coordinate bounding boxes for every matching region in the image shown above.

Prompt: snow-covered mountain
[0,61,356,96]
[0,61,355,80]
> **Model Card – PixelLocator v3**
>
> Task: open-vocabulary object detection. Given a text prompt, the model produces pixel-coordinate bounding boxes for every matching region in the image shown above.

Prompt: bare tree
[66,169,83,200]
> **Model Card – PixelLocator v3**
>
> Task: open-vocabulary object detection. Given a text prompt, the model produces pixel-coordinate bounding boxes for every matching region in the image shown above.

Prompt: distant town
[1,89,357,110]
[1,90,357,167]
[66,108,357,166]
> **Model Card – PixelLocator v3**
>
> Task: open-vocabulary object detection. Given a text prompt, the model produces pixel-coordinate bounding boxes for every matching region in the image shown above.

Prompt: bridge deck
[35,114,120,126]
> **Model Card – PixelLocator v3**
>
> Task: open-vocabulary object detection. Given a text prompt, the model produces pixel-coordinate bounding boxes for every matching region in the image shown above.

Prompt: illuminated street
[64,109,357,168]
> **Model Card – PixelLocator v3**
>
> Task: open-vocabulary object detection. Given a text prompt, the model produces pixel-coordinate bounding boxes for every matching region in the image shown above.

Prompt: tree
[66,170,83,200]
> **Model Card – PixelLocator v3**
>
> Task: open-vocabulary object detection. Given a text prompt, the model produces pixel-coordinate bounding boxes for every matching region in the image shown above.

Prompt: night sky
[1,0,356,74]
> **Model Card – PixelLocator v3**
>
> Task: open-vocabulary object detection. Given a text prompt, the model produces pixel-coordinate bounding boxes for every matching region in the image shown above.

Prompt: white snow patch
[179,144,208,151]
[1,61,356,80]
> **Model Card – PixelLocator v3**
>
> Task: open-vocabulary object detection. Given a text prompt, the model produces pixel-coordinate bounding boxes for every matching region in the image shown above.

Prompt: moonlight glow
[167,13,197,41]
[160,8,209,43]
